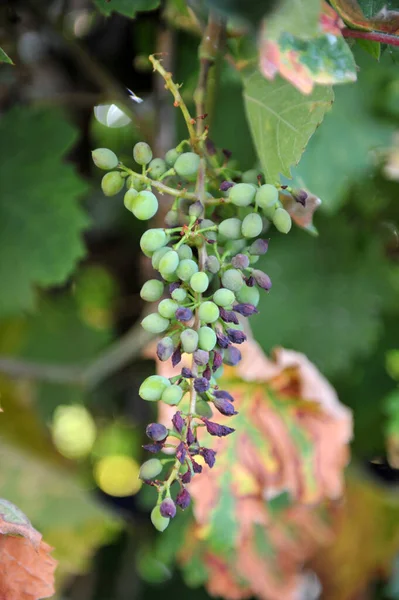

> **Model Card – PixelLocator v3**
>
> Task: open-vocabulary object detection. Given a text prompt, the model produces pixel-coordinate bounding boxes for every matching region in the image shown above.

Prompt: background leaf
[0,108,89,316]
[0,48,13,64]
[93,0,160,17]
[243,69,333,183]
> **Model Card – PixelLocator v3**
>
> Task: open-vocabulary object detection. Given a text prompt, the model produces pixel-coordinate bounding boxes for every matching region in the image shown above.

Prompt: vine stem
[342,28,399,47]
[149,55,199,150]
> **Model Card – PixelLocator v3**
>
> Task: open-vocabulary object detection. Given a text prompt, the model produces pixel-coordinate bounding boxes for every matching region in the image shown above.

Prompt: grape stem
[119,165,198,201]
[149,55,199,151]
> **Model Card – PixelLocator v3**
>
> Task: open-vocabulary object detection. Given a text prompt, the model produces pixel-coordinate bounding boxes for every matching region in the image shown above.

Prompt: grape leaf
[293,50,396,212]
[204,0,280,24]
[331,0,399,33]
[0,108,89,316]
[259,4,357,94]
[0,499,41,546]
[243,70,333,183]
[0,47,13,64]
[155,342,351,599]
[252,215,391,377]
[94,0,160,17]
[312,472,399,600]
[264,0,322,39]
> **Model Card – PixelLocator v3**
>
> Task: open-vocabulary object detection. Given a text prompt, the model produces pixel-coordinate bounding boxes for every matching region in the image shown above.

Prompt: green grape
[149,158,167,179]
[199,219,217,243]
[177,259,198,281]
[228,183,256,207]
[140,459,163,480]
[198,326,217,351]
[139,375,171,401]
[151,506,170,532]
[213,288,235,307]
[273,207,292,233]
[236,284,260,307]
[174,152,200,181]
[126,174,146,192]
[206,255,220,274]
[140,229,167,256]
[255,184,279,210]
[165,209,179,227]
[140,279,164,302]
[101,172,124,196]
[190,272,209,293]
[213,366,224,379]
[133,142,153,165]
[128,190,158,221]
[158,299,179,319]
[171,287,187,302]
[152,247,170,270]
[177,244,193,260]
[195,398,213,418]
[141,313,170,333]
[262,203,279,219]
[218,218,242,240]
[241,212,263,238]
[92,148,118,170]
[162,385,184,406]
[241,169,259,185]
[124,188,138,212]
[163,272,179,283]
[221,268,244,292]
[158,250,179,277]
[249,255,260,264]
[165,148,181,167]
[198,301,219,323]
[180,329,199,353]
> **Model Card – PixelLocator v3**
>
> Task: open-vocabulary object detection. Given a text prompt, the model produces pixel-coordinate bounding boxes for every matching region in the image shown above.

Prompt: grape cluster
[92,130,299,531]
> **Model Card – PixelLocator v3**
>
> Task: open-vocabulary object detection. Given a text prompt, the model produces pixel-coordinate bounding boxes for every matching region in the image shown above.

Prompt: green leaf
[252,215,391,377]
[205,0,280,24]
[356,38,381,60]
[265,0,322,39]
[94,0,160,17]
[0,108,89,316]
[243,70,333,183]
[294,51,396,212]
[0,47,13,64]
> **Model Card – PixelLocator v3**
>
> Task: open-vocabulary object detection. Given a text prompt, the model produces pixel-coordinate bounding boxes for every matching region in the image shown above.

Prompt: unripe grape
[241,169,259,185]
[273,207,292,233]
[228,183,256,206]
[133,142,153,165]
[255,184,279,210]
[218,218,242,240]
[149,158,167,179]
[198,326,217,351]
[157,337,174,361]
[163,272,179,283]
[249,239,269,255]
[129,190,158,221]
[151,505,170,532]
[177,244,193,260]
[189,201,203,218]
[177,259,198,281]
[158,299,179,319]
[171,287,187,302]
[165,209,179,227]
[126,174,146,192]
[196,398,213,418]
[146,423,168,441]
[162,385,184,405]
[158,250,179,277]
[101,172,124,196]
[190,272,209,293]
[199,219,217,243]
[152,247,170,270]
[139,375,170,401]
[140,229,167,255]
[140,458,163,480]
[124,188,138,212]
[92,148,118,170]
[180,329,199,353]
[198,301,219,323]
[141,313,170,333]
[241,212,263,238]
[140,279,164,302]
[206,255,220,274]
[236,285,260,307]
[174,152,200,181]
[249,255,260,264]
[165,148,181,167]
[213,288,235,307]
[221,269,244,292]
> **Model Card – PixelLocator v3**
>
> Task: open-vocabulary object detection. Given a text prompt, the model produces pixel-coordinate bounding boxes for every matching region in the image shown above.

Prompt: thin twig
[342,28,399,47]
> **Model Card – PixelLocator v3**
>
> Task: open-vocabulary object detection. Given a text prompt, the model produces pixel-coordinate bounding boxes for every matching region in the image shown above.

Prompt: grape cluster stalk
[92,56,297,532]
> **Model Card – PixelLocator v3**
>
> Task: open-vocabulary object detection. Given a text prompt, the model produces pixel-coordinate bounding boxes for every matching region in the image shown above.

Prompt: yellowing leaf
[331,0,399,33]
